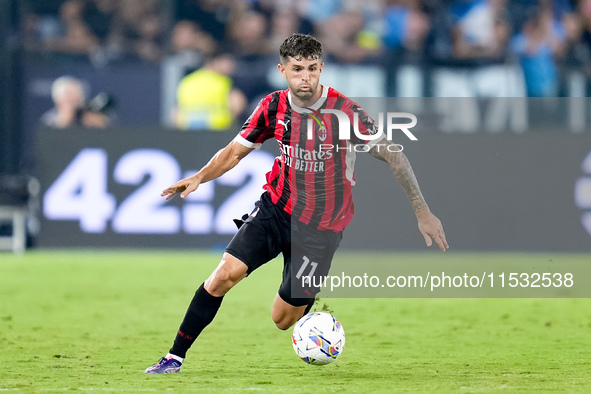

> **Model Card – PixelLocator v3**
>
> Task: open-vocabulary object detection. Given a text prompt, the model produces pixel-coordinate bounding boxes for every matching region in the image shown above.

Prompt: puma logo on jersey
[278,119,290,131]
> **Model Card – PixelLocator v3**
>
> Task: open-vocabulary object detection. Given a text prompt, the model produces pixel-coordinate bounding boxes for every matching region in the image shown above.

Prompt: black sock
[169,283,224,359]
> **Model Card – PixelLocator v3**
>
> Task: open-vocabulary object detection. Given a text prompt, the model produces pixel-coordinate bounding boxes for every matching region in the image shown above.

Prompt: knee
[271,294,307,330]
[204,267,231,295]
[204,256,247,296]
[273,315,297,331]
[272,306,300,330]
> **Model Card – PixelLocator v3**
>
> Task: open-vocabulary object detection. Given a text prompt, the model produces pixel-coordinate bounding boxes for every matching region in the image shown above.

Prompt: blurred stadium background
[0,0,590,252]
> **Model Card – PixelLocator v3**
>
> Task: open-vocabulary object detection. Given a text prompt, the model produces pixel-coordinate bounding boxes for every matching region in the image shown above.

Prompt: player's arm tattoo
[369,141,429,215]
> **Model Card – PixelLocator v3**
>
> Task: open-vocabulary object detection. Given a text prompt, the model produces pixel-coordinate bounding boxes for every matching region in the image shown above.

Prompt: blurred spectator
[21,0,171,65]
[581,0,591,40]
[269,10,314,49]
[134,14,165,62]
[381,0,430,96]
[552,0,575,20]
[563,9,583,46]
[560,8,584,69]
[80,0,125,65]
[166,20,216,69]
[40,76,110,128]
[450,0,510,62]
[227,11,275,102]
[176,0,232,42]
[20,0,70,50]
[175,53,247,131]
[44,0,100,55]
[511,4,568,97]
[247,0,314,37]
[317,9,383,64]
[577,0,591,76]
[299,0,344,25]
[270,12,303,49]
[108,0,165,63]
[248,0,276,17]
[505,0,538,34]
[228,11,272,58]
[21,13,44,51]
[170,20,216,62]
[161,21,217,126]
[342,0,385,24]
[83,0,118,44]
[382,0,431,52]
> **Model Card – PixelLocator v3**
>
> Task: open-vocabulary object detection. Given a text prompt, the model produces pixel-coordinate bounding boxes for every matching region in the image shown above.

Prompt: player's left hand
[416,210,449,251]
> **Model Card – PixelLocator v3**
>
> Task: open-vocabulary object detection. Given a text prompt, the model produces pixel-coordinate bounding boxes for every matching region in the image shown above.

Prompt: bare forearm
[161,140,252,200]
[393,154,429,215]
[370,142,429,215]
[196,148,240,183]
[195,140,252,183]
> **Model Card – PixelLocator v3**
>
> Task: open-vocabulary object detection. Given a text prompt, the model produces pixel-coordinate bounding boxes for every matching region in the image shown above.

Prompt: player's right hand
[161,176,201,200]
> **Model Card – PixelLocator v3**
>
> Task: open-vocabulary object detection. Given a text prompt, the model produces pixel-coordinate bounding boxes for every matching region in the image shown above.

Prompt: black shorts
[225,192,343,307]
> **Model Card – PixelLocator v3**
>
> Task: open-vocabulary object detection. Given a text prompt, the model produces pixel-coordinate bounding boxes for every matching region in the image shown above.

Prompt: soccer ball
[292,312,345,365]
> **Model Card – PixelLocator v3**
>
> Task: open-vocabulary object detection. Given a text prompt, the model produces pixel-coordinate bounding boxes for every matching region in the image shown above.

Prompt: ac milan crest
[308,109,328,142]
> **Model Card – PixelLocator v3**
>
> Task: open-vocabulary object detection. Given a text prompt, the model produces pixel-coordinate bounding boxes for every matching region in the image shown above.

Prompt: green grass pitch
[1,250,590,392]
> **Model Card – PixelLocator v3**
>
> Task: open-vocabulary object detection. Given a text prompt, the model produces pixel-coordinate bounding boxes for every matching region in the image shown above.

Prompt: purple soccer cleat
[144,356,182,374]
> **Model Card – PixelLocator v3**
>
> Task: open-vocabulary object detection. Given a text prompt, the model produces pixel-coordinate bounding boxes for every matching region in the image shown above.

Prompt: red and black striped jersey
[234,85,384,232]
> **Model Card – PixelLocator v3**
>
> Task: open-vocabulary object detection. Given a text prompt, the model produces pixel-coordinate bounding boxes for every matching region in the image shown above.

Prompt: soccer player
[145,33,448,374]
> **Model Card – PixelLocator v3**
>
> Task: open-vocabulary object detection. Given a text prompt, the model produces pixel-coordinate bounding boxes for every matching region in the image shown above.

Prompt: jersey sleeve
[235,95,275,150]
[348,102,386,149]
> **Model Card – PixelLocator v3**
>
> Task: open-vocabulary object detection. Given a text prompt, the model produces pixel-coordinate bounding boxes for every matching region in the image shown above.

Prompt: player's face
[278,56,323,105]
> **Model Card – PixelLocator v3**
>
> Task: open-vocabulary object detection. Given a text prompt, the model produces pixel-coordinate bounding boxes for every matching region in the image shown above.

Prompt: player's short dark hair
[279,33,323,64]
